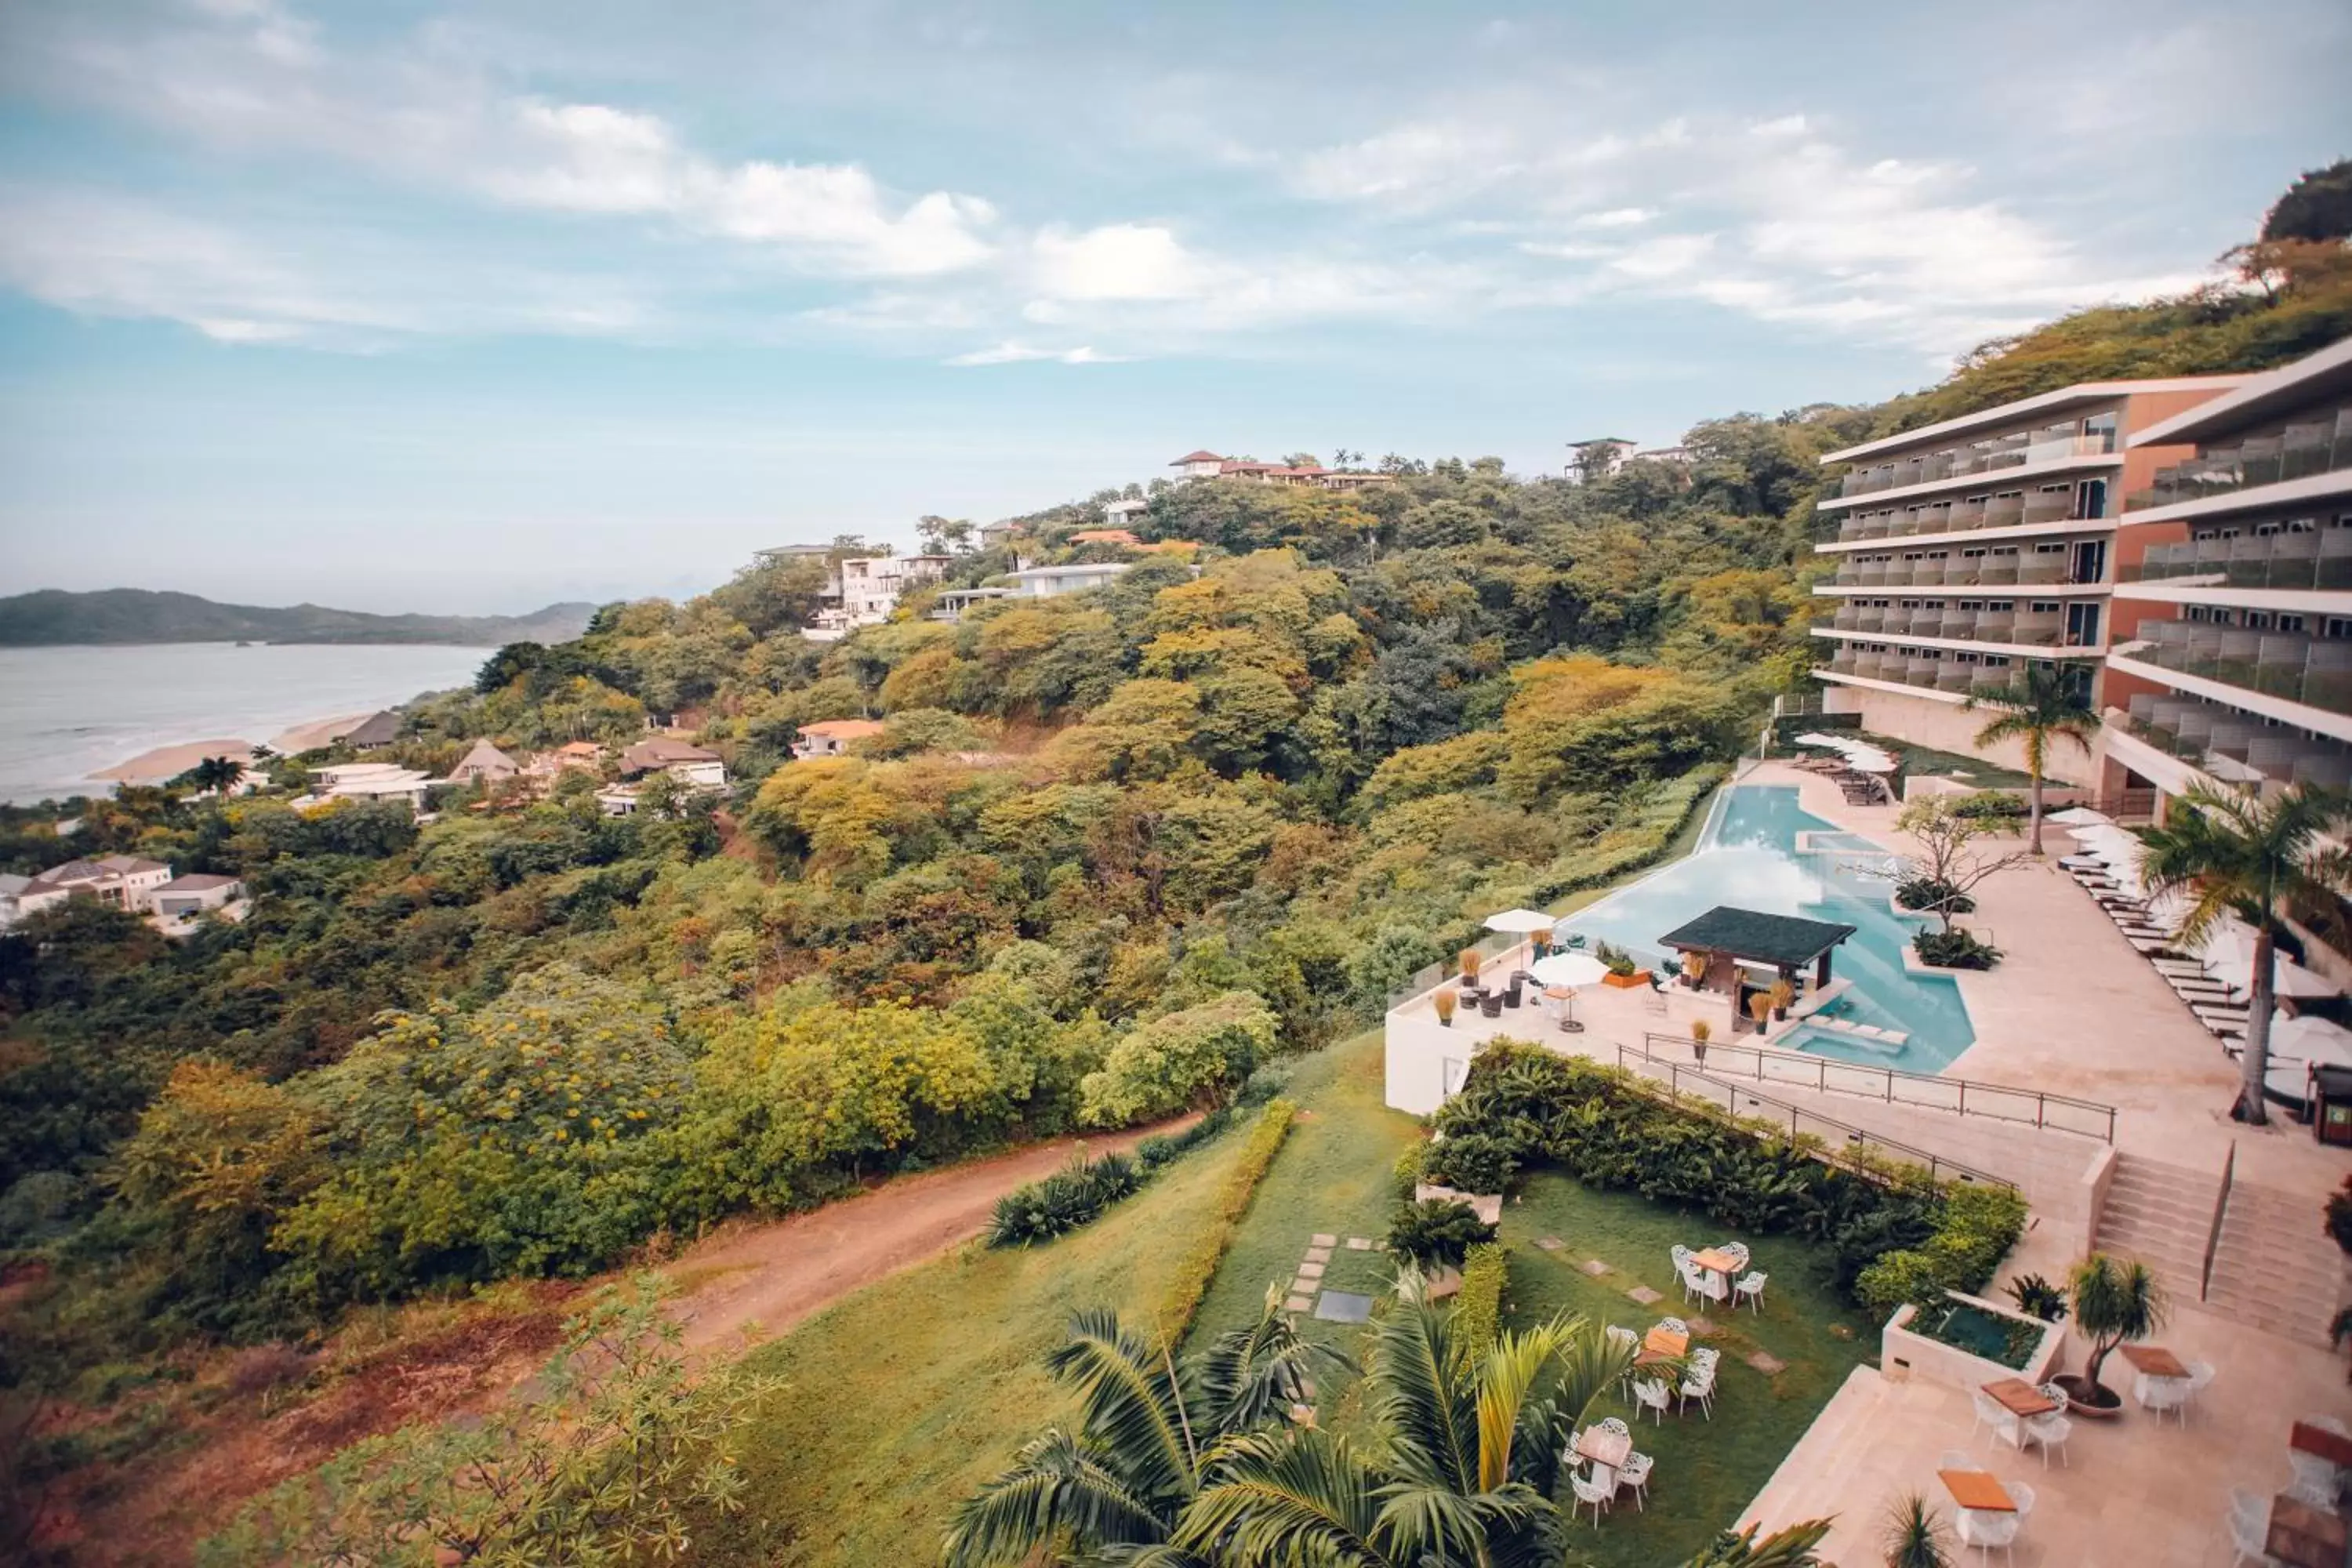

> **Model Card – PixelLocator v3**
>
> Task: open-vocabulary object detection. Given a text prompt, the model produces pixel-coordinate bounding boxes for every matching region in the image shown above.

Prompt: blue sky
[0,0,2343,614]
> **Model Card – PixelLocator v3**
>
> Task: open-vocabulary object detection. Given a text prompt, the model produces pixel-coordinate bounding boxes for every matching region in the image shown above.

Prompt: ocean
[0,643,493,804]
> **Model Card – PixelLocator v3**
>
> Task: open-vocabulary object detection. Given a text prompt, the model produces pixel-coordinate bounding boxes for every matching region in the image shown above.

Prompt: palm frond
[1682,1518,1835,1566]
[1047,1309,1201,1503]
[1363,1274,1480,1495]
[1197,1286,1358,1436]
[1175,1429,1400,1568]
[943,1428,1171,1568]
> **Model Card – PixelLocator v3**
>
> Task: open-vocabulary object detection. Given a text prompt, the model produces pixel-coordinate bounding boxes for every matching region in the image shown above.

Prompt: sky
[0,0,2343,615]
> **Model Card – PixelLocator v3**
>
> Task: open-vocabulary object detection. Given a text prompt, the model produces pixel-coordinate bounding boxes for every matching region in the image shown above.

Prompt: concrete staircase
[2092,1152,2346,1346]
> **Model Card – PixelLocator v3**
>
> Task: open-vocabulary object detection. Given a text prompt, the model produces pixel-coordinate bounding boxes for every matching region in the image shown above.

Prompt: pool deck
[1382,760,2352,1565]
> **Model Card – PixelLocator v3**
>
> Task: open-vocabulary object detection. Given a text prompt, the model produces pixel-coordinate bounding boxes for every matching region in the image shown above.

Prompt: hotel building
[2097,336,2352,814]
[1807,375,2249,787]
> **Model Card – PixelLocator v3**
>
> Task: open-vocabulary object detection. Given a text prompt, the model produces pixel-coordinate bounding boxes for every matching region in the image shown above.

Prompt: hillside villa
[443,739,522,786]
[806,553,952,641]
[791,719,886,760]
[1167,449,1397,492]
[17,855,173,916]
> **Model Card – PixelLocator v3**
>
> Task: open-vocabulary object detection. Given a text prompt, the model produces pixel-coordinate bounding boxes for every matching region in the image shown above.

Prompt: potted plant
[2050,1251,2165,1416]
[1681,950,1708,989]
[1768,976,1796,1022]
[1433,989,1457,1028]
[1690,1018,1711,1070]
[2005,1273,2068,1324]
[1458,949,1481,984]
[1597,942,1650,989]
[1747,990,1774,1034]
[1881,1492,1953,1568]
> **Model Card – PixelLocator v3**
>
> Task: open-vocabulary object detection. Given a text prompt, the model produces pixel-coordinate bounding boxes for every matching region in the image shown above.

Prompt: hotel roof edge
[1820,376,2251,466]
[2126,335,2352,449]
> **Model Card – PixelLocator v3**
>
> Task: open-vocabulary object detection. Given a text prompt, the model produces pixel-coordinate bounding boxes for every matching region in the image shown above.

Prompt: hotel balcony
[2117,528,2352,592]
[1820,646,2016,697]
[2111,619,2352,720]
[2125,408,2352,512]
[1819,607,2082,648]
[2115,693,2352,793]
[1831,491,2106,544]
[1818,556,2097,591]
[1832,428,2118,500]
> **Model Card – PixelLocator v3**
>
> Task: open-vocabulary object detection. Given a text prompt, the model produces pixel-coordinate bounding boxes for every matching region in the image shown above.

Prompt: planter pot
[2049,1374,2124,1418]
[1602,971,1653,990]
[1773,1007,1789,1022]
[1436,1015,1454,1029]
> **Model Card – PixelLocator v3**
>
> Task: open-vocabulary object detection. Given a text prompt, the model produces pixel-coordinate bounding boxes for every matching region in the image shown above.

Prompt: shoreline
[93,710,381,785]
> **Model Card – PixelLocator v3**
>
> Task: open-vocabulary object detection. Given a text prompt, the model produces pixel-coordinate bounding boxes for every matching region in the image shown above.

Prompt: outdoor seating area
[2051,804,2352,1116]
[1789,732,1898,804]
[1574,1308,1730,1524]
[2230,1416,2350,1566]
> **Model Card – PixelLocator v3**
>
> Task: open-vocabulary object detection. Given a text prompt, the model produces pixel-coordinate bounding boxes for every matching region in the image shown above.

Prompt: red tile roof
[1171,449,1225,464]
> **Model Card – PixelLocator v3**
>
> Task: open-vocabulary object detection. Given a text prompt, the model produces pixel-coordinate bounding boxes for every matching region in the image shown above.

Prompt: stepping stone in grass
[1297,1260,1327,1279]
[1626,1285,1664,1305]
[1689,1316,1717,1335]
[1305,1246,1334,1264]
[1746,1350,1787,1375]
[1315,1290,1375,1324]
[1580,1259,1610,1276]
[1534,1236,1563,1252]
[1345,1237,1373,1250]
[1311,1232,1338,1247]
[1285,1294,1316,1314]
[1292,1276,1321,1296]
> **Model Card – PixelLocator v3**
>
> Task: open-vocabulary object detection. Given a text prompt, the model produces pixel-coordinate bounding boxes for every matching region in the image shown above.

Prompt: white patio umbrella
[1530,950,1610,1030]
[1483,908,1559,935]
[2047,805,2111,827]
[2270,1013,2352,1065]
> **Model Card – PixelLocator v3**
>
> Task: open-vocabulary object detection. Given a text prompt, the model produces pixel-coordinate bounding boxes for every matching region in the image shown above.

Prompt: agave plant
[1882,1490,1952,1568]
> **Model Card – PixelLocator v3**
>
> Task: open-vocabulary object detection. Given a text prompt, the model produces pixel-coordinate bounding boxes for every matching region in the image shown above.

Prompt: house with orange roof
[792,718,887,760]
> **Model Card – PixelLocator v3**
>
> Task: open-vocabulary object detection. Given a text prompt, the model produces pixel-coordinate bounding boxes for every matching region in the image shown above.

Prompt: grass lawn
[1500,1172,1875,1566]
[688,1118,1279,1567]
[1849,730,2034,790]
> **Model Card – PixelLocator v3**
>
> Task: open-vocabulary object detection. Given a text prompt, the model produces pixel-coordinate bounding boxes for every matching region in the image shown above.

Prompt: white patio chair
[1632,1377,1671,1425]
[2227,1488,2279,1567]
[1955,1503,2019,1566]
[1678,1355,1719,1419]
[1718,1242,1750,1271]
[1569,1465,1613,1525]
[1690,1269,1729,1306]
[1969,1388,2020,1450]
[1733,1271,1767,1312]
[2022,1410,2071,1468]
[1596,1415,1631,1439]
[2132,1370,2190,1423]
[2183,1360,2215,1419]
[1617,1448,1653,1510]
[1939,1449,1976,1472]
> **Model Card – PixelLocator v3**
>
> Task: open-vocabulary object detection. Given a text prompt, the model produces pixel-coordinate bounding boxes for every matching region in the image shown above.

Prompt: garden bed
[1883,1291,2063,1389]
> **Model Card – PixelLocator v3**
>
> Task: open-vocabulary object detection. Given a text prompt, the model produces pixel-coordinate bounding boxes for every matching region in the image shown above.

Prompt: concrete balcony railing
[2118,698,2352,792]
[2128,409,2352,512]
[1826,557,2099,592]
[1835,429,2116,499]
[2122,529,2352,590]
[2122,620,2352,717]
[1817,612,2085,653]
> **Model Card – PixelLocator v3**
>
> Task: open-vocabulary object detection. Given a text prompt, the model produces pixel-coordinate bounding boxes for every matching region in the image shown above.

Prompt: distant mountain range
[0,589,598,647]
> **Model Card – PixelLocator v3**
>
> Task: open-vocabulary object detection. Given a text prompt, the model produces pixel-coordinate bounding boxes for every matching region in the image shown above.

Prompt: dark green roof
[1657,906,1857,967]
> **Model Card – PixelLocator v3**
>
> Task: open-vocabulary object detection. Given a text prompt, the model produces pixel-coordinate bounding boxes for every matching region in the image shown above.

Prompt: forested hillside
[0,587,595,646]
[2,160,2347,1554]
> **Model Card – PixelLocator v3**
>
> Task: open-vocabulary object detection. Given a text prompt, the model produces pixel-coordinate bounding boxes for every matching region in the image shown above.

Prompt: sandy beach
[94,710,380,784]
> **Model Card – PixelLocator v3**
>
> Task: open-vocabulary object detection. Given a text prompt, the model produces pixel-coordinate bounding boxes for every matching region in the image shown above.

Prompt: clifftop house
[806,553,952,641]
[792,719,887,760]
[1167,451,1396,493]
[18,855,173,917]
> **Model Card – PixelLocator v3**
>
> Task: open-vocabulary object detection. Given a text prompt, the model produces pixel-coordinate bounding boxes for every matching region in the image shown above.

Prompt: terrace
[2111,619,2352,722]
[2128,405,2352,512]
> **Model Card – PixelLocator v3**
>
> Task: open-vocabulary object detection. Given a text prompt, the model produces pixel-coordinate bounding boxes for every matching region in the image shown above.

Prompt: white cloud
[943,341,1127,367]
[1607,233,1715,279]
[1573,206,1656,228]
[1030,223,1219,301]
[1290,121,1519,205]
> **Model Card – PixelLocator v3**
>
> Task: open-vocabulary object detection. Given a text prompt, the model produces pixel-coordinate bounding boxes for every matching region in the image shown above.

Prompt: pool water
[1559,784,1976,1072]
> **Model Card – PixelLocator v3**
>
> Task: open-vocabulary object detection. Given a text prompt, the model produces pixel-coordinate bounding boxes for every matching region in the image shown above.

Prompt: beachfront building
[1102,497,1149,529]
[1007,563,1131,598]
[16,855,173,917]
[792,719,885,760]
[150,873,245,924]
[444,739,522,786]
[2097,335,2352,816]
[806,554,952,641]
[1807,375,2248,781]
[929,586,1018,624]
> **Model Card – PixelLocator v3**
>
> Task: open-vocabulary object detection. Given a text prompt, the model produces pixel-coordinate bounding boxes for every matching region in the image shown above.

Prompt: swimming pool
[1558,783,1976,1072]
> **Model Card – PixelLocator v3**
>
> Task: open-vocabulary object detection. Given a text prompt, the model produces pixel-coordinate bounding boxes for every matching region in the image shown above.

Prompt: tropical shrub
[1421,1130,1519,1195]
[2005,1272,2069,1323]
[1894,877,1976,916]
[1076,992,1278,1127]
[985,1151,1145,1247]
[1854,1183,2028,1319]
[1134,1105,1232,1170]
[1385,1197,1496,1267]
[1453,1241,1508,1359]
[1948,791,2027,822]
[1914,928,2002,969]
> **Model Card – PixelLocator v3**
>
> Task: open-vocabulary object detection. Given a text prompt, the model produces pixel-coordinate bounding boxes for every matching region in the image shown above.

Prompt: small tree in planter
[1747,990,1774,1035]
[1681,950,1708,989]
[1768,977,1796,1022]
[1458,949,1482,985]
[1888,797,2029,933]
[1433,989,1457,1028]
[2053,1252,2165,1414]
[1690,1018,1711,1069]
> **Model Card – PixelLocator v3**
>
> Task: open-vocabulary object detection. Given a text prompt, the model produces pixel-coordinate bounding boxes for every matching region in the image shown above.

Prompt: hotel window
[2279,615,2307,634]
[2032,542,2066,554]
[2328,618,2352,639]
[2246,612,2274,631]
[2027,601,2062,613]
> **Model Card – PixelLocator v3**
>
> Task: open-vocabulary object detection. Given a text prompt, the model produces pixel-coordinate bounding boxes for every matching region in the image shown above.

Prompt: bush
[986,1151,1146,1248]
[1949,791,2027,822]
[1893,877,1975,916]
[1156,1099,1295,1334]
[1134,1106,1232,1171]
[1914,928,2002,969]
[1454,1242,1508,1360]
[1390,1141,1429,1201]
[1421,1132,1519,1196]
[1854,1183,2028,1319]
[1386,1198,1496,1268]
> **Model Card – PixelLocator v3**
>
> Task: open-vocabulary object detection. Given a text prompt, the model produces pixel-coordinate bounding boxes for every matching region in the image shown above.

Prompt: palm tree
[2058,1252,2166,1410]
[1964,664,2099,855]
[187,753,245,799]
[2140,783,2352,1124]
[943,1291,1348,1567]
[1175,1267,1636,1567]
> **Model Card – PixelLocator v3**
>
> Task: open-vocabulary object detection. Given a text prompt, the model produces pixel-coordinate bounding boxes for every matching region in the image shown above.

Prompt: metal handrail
[1613,1047,2016,1190]
[1635,1032,2116,1142]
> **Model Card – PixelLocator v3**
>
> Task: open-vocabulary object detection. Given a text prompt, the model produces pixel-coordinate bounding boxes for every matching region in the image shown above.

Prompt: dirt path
[666,1117,1190,1356]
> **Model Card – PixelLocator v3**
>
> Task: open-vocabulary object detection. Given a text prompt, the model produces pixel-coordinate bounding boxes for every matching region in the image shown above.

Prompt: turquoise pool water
[1559,784,1975,1071]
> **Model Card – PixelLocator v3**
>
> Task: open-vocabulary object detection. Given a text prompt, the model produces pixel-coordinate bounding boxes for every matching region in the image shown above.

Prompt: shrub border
[1156,1098,1296,1335]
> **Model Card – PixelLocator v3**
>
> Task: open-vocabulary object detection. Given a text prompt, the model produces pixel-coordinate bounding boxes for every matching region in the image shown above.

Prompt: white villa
[1007,563,1131,598]
[1167,449,1396,493]
[807,554,953,641]
[791,719,886,760]
[298,761,435,813]
[16,855,173,916]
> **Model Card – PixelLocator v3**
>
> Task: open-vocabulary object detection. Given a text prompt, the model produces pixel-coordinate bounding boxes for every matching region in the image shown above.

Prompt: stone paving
[1283,1232,1381,1319]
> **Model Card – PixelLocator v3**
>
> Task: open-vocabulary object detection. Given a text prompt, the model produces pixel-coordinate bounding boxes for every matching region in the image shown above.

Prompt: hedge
[986,1151,1145,1247]
[1433,1043,2022,1317]
[1454,1242,1508,1361]
[1157,1098,1296,1334]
